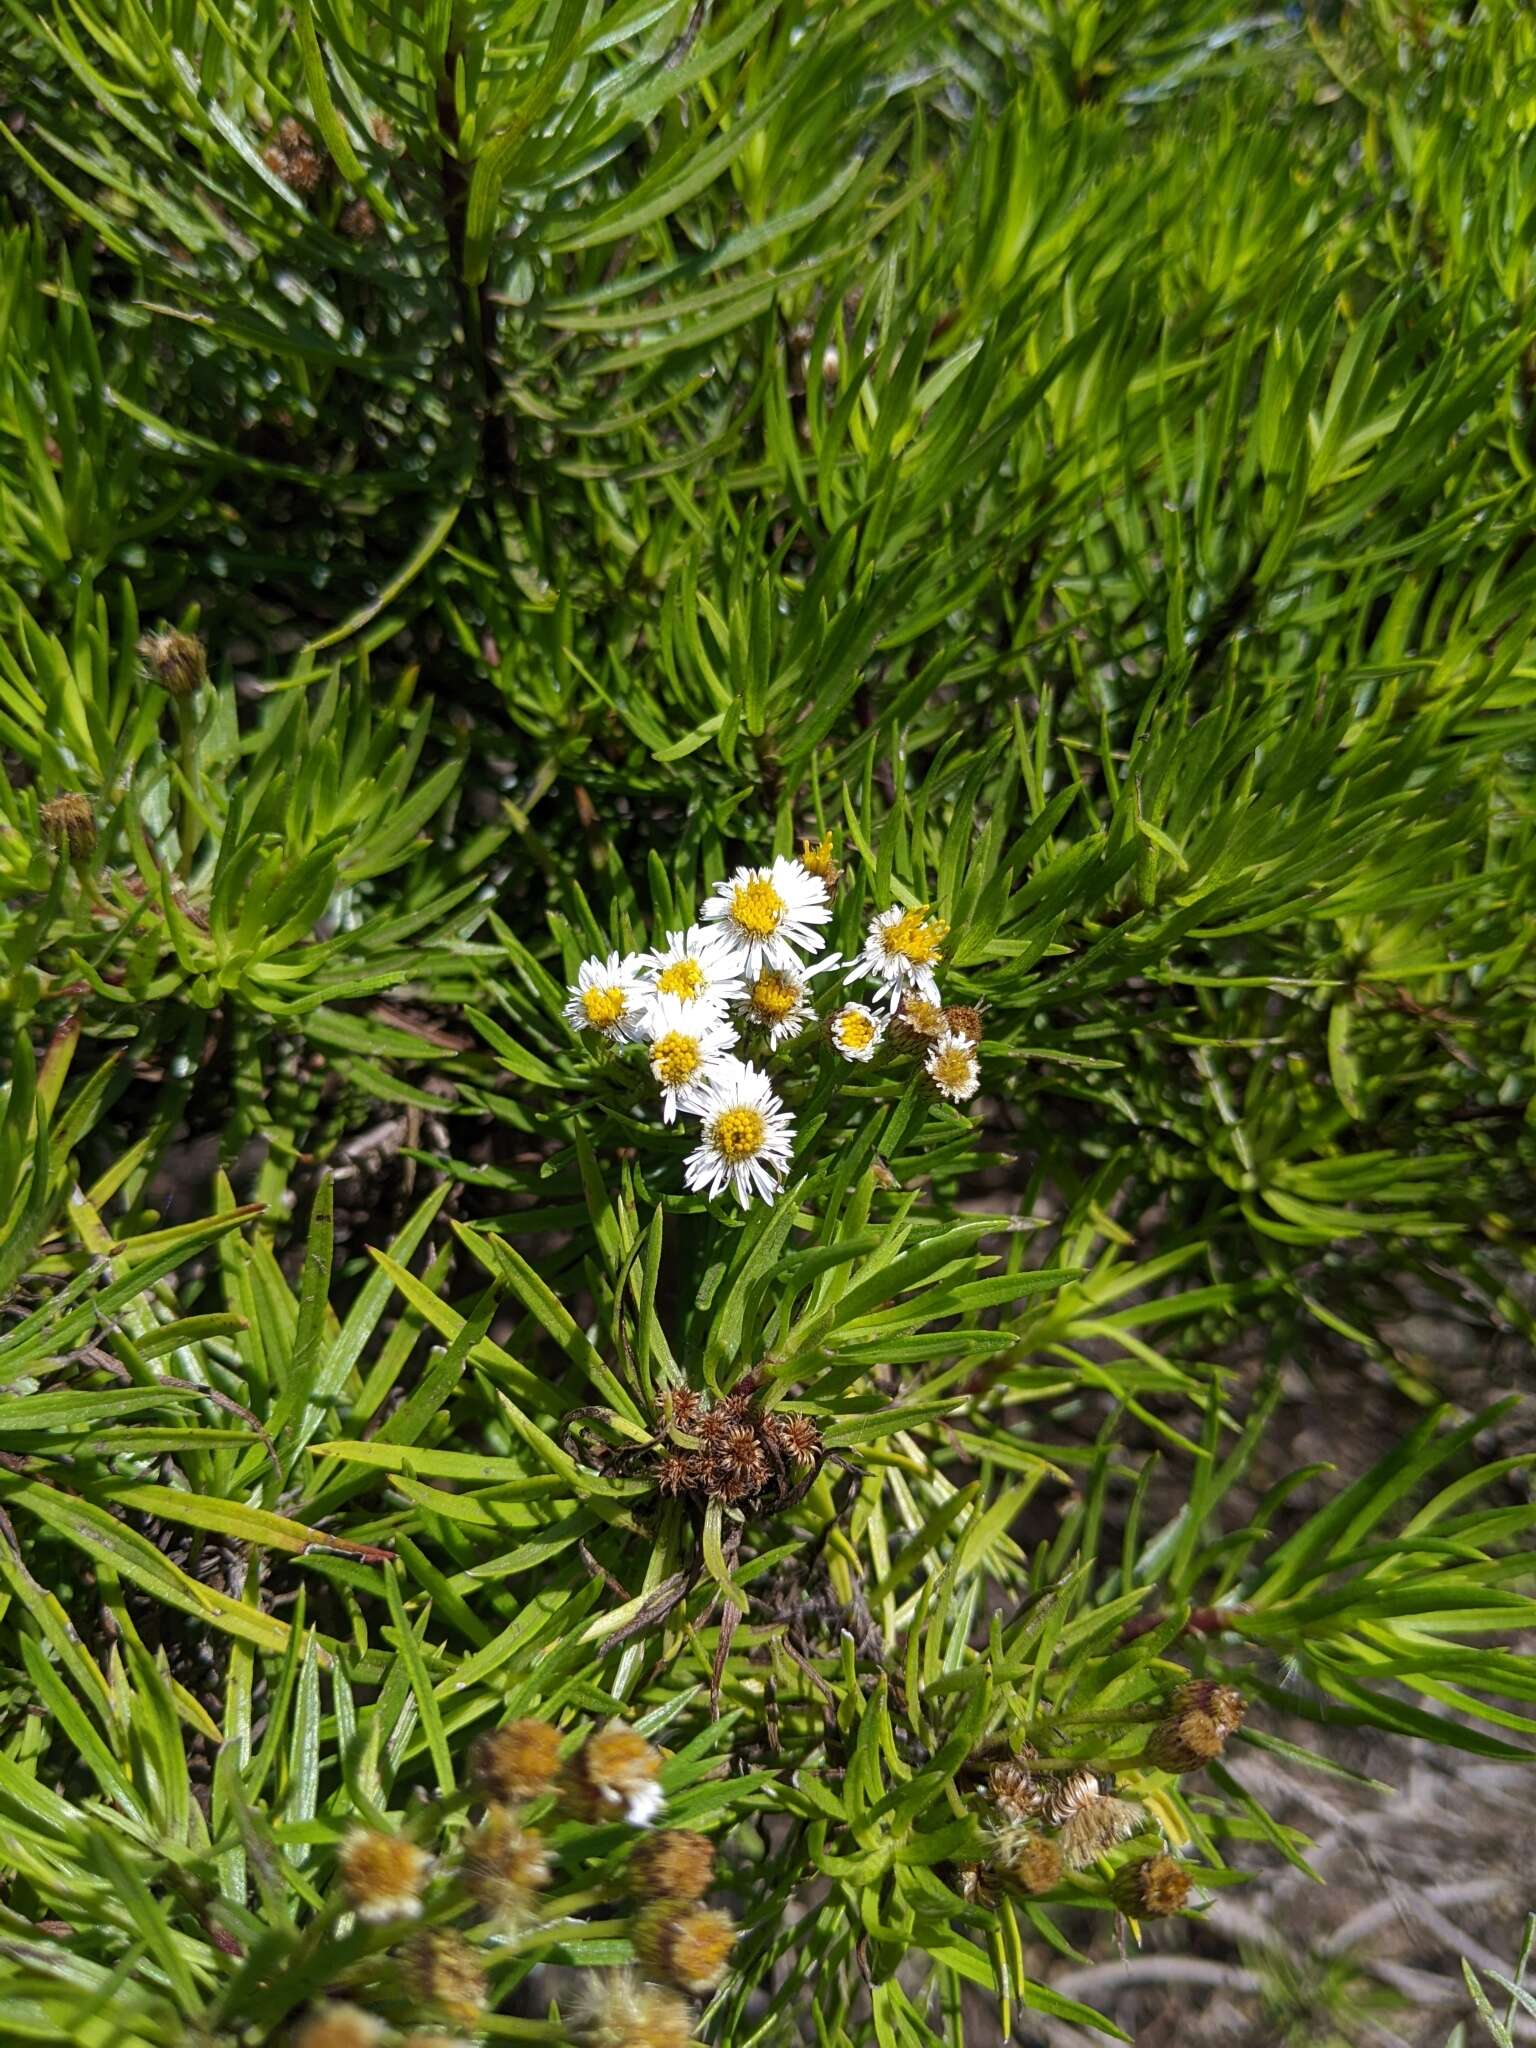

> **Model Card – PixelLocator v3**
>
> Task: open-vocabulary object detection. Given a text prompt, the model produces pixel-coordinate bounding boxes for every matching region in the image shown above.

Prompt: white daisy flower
[926,1029,980,1104]
[683,1060,795,1208]
[698,857,831,974]
[854,905,948,1010]
[639,993,738,1123]
[738,951,842,1049]
[562,951,646,1042]
[828,1001,884,1063]
[636,925,744,1021]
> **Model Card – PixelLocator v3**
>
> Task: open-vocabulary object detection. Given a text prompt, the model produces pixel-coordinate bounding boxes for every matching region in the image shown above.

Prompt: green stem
[175,695,200,879]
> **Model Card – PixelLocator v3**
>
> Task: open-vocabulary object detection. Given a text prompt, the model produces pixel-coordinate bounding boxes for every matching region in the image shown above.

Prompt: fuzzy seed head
[577,1726,664,1825]
[1145,1707,1227,1774]
[337,1828,429,1922]
[402,1930,486,2025]
[988,1761,1046,1826]
[139,628,206,697]
[627,1829,715,1903]
[575,1969,695,2048]
[777,1414,822,1467]
[291,2005,385,2048]
[944,1004,983,1044]
[1059,1794,1146,1871]
[471,1719,562,1804]
[634,1902,737,1994]
[463,1809,550,1927]
[340,197,379,240]
[264,116,329,194]
[1171,1680,1246,1737]
[1111,1851,1192,1919]
[991,1828,1062,1896]
[1036,1765,1103,1827]
[40,793,95,858]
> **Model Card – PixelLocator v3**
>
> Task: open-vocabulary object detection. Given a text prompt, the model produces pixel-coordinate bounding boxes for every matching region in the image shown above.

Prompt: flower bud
[1110,1851,1191,1919]
[627,1829,715,1902]
[337,1828,429,1923]
[632,1901,737,1993]
[470,1718,562,1804]
[139,628,206,697]
[39,793,95,859]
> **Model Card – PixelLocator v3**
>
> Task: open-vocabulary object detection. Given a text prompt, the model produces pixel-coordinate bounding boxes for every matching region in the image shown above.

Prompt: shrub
[1,2,1533,2043]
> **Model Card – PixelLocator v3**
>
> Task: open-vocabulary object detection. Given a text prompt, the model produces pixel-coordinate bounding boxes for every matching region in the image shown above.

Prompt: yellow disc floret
[656,958,706,1000]
[749,971,799,1022]
[880,908,947,966]
[835,1010,876,1051]
[713,1107,766,1161]
[730,878,785,937]
[652,1033,702,1089]
[582,985,627,1031]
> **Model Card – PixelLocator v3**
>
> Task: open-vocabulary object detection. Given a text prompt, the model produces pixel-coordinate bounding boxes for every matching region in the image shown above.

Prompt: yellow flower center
[901,998,946,1036]
[730,877,785,938]
[652,1032,701,1088]
[835,1009,876,1051]
[881,908,947,967]
[657,958,706,999]
[712,1106,766,1160]
[582,985,627,1030]
[931,1046,975,1091]
[800,834,836,881]
[749,971,799,1022]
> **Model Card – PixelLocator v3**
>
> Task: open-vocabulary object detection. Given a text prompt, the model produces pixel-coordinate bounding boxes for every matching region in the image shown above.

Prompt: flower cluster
[560,842,983,1206]
[295,1720,736,2048]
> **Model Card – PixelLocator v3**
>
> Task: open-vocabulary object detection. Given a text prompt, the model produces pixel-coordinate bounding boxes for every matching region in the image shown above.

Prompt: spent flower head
[337,1828,429,1922]
[575,1725,665,1825]
[575,1971,694,2048]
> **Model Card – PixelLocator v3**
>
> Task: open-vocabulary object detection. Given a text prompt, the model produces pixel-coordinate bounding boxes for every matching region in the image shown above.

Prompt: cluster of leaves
[1,0,1534,2043]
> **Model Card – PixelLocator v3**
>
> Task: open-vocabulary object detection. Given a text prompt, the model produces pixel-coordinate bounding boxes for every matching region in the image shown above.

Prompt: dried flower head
[291,2004,384,2048]
[463,1809,551,1927]
[40,793,95,859]
[772,1413,822,1467]
[471,1718,562,1804]
[662,1386,703,1434]
[990,1828,1062,1896]
[575,1969,695,2048]
[340,197,379,240]
[953,1862,994,1906]
[987,1761,1045,1825]
[402,1930,486,2026]
[1034,1765,1102,1828]
[337,1828,429,1922]
[264,116,329,194]
[1110,1851,1192,1919]
[1144,1706,1227,1774]
[633,1902,737,1993]
[576,1726,665,1825]
[139,628,207,697]
[892,996,949,1045]
[1058,1794,1146,1871]
[627,1829,715,1903]
[944,1004,983,1044]
[1171,1680,1246,1737]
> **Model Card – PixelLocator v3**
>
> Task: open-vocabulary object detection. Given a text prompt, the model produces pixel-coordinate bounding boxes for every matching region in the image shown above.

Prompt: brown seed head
[1145,1707,1227,1774]
[991,1828,1062,1896]
[470,1718,562,1804]
[139,628,207,697]
[264,116,329,194]
[337,1828,429,1922]
[1059,1794,1146,1871]
[40,793,95,859]
[627,1829,715,1902]
[1110,1851,1192,1919]
[339,197,379,240]
[402,1930,486,2026]
[633,1901,737,1994]
[778,1415,821,1467]
[463,1809,550,1926]
[987,1762,1045,1826]
[291,2004,384,2048]
[944,1004,983,1045]
[1171,1680,1246,1737]
[655,1452,696,1498]
[663,1387,702,1434]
